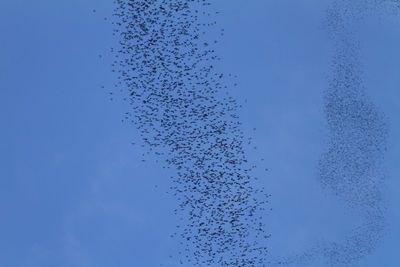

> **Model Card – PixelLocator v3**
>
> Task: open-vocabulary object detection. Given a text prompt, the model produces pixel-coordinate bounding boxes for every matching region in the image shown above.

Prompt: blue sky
[1,0,399,266]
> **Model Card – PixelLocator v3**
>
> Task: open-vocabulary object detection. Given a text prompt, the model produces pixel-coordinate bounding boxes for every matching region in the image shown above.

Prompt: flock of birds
[110,0,269,266]
[274,1,393,266]
[318,1,389,266]
[105,0,398,266]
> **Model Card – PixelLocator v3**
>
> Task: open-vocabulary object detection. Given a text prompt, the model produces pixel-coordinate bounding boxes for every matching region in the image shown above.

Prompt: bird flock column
[111,0,270,266]
[318,1,389,265]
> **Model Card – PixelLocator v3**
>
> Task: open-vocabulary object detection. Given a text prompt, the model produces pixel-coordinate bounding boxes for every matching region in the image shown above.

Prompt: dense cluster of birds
[275,1,391,266]
[110,0,269,266]
[318,2,389,266]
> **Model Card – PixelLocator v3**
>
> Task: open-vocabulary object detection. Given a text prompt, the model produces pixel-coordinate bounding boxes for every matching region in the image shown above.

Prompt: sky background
[1,0,399,266]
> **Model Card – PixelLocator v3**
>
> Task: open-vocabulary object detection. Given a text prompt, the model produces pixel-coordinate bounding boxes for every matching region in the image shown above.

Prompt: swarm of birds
[271,0,392,266]
[318,2,388,265]
[110,0,270,266]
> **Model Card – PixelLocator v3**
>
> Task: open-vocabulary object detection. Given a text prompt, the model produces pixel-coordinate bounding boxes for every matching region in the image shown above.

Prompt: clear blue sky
[1,0,399,266]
